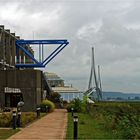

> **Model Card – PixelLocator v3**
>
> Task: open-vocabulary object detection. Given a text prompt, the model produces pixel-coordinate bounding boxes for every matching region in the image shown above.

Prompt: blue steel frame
[15,40,69,68]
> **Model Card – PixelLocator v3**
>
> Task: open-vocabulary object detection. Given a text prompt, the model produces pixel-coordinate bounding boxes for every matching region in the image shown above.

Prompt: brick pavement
[8,109,68,140]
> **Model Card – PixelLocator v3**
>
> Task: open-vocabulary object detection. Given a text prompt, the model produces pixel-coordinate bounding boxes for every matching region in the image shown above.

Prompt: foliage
[89,102,140,139]
[48,92,61,103]
[21,112,36,126]
[62,100,68,108]
[66,98,82,112]
[66,102,140,139]
[66,97,88,113]
[0,113,12,127]
[0,112,46,127]
[82,95,88,113]
[40,99,55,112]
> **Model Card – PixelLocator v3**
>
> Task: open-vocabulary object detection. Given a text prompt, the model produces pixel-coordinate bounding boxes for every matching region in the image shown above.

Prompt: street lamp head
[17,101,24,107]
[73,116,78,122]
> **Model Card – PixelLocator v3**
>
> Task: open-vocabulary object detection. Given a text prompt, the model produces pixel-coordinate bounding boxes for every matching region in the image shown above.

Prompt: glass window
[69,93,73,102]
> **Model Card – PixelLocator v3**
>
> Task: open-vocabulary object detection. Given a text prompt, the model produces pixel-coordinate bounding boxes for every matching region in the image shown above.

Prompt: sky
[1,0,140,93]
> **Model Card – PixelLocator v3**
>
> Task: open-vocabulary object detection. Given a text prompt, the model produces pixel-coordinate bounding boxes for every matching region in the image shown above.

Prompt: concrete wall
[0,25,17,67]
[0,69,43,111]
[0,25,34,69]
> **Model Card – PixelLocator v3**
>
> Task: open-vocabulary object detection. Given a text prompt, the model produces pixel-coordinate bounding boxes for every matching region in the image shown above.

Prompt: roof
[44,72,63,81]
[52,86,82,93]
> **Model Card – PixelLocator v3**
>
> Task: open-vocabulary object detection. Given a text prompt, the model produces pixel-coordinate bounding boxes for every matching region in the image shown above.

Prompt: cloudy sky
[1,0,140,93]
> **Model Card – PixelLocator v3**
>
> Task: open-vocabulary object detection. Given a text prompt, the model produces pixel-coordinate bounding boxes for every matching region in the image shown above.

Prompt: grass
[66,113,114,139]
[66,102,140,139]
[0,129,19,139]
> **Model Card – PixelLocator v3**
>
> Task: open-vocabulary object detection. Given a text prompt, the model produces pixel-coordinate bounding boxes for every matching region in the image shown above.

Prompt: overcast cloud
[1,0,140,93]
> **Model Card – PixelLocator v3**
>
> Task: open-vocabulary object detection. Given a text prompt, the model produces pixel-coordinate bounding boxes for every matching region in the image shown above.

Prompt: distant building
[44,72,64,87]
[44,72,83,102]
[52,86,83,102]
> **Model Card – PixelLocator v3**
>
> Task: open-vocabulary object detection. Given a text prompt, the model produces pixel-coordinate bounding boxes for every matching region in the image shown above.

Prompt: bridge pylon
[84,47,102,102]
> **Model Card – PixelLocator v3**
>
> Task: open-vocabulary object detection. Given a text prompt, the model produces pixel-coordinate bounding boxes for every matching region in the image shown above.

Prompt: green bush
[67,97,88,113]
[49,92,61,103]
[0,112,38,127]
[67,98,82,112]
[40,99,55,112]
[82,96,88,113]
[21,112,36,126]
[0,113,12,127]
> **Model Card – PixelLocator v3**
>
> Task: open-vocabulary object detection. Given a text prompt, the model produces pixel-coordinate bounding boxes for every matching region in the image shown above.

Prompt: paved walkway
[8,109,68,140]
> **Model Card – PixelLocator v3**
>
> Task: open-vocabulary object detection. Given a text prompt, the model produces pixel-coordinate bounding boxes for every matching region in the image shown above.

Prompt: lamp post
[36,107,40,118]
[12,111,16,129]
[60,97,63,108]
[71,108,74,116]
[46,106,48,113]
[17,101,24,127]
[17,111,21,127]
[73,115,78,140]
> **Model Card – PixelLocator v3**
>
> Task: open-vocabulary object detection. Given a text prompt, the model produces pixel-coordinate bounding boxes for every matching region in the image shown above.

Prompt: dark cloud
[1,0,140,92]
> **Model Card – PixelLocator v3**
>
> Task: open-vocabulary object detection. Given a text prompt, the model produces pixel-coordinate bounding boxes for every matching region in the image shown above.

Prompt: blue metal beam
[16,40,68,45]
[44,43,68,66]
[16,43,39,64]
[16,64,45,68]
[15,39,69,68]
[42,43,64,64]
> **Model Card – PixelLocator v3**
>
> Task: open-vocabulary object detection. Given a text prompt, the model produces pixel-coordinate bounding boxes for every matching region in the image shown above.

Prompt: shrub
[0,112,45,127]
[40,99,55,112]
[67,98,82,112]
[49,92,61,103]
[88,102,140,139]
[63,100,68,108]
[67,97,88,113]
[0,113,12,127]
[82,96,88,113]
[21,112,36,126]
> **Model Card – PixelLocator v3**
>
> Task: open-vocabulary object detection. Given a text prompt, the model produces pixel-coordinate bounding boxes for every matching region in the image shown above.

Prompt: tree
[49,92,61,103]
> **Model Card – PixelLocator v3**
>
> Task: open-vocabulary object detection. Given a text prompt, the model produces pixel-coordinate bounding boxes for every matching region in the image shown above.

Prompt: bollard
[17,111,21,127]
[73,115,78,140]
[12,111,17,129]
[36,107,40,118]
[71,108,74,117]
[46,106,48,113]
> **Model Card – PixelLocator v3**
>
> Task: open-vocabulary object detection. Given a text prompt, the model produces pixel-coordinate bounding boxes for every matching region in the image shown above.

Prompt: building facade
[0,25,34,69]
[0,69,47,111]
[0,25,51,111]
[52,86,83,102]
[44,72,64,87]
[45,72,83,102]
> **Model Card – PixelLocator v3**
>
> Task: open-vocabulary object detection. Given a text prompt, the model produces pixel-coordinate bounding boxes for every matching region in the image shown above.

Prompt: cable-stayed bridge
[84,47,102,102]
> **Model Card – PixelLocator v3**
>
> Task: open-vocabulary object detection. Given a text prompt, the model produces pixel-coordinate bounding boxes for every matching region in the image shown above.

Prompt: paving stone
[8,109,68,140]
